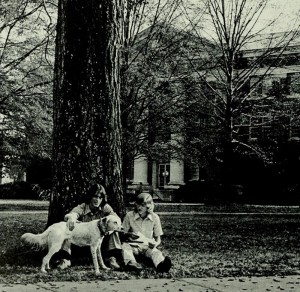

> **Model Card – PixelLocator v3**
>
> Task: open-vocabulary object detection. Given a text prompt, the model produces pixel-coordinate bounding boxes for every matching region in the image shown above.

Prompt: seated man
[56,183,122,270]
[121,192,172,273]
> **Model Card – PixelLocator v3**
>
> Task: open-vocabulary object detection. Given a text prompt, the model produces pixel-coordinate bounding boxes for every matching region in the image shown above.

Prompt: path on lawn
[1,276,300,291]
[1,200,300,215]
[2,210,300,215]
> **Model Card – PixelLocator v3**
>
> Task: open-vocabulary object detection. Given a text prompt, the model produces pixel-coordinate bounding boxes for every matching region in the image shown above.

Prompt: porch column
[151,161,157,188]
[165,159,184,189]
[165,133,185,189]
[132,155,148,185]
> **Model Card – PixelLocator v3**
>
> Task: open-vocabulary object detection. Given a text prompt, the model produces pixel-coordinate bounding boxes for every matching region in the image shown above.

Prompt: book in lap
[128,232,155,248]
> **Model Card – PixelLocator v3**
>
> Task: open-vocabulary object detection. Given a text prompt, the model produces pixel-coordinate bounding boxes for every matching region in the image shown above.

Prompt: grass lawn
[1,210,300,284]
[1,199,300,213]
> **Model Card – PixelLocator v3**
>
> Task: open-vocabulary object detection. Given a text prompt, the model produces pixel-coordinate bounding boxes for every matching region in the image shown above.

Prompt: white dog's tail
[21,228,51,249]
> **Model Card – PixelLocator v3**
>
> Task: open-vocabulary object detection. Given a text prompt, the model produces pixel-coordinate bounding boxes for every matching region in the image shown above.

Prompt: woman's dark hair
[85,183,107,206]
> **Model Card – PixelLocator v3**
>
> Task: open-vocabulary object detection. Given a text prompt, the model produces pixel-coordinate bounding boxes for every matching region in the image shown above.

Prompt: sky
[179,0,300,40]
[259,0,300,32]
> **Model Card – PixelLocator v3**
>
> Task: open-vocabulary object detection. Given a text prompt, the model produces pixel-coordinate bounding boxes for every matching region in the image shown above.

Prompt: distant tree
[121,1,184,177]
[181,0,300,201]
[0,0,55,173]
[121,0,198,182]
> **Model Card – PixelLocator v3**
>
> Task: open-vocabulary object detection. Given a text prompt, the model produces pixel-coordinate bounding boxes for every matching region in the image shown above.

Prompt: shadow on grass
[0,244,163,284]
[1,246,46,267]
[2,212,300,284]
[1,245,101,268]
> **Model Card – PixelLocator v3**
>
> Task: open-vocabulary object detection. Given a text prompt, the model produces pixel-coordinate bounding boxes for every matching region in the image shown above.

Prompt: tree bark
[48,0,125,226]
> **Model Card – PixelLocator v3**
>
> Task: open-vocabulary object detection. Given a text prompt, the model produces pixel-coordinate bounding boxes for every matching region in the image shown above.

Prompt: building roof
[241,31,300,51]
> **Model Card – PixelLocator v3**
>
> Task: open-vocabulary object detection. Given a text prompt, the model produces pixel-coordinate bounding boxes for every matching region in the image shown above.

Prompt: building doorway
[158,163,170,188]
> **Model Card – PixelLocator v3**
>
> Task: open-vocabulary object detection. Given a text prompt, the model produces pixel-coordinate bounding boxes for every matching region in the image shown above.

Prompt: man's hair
[135,192,152,205]
[134,192,154,212]
[85,183,107,206]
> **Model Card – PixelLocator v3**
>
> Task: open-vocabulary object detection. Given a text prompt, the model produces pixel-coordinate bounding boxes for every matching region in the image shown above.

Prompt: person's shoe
[57,259,71,270]
[107,257,121,269]
[156,256,172,273]
[126,260,142,271]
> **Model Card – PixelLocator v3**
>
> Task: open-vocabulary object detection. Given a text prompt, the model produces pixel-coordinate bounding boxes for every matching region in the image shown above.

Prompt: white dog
[21,214,122,275]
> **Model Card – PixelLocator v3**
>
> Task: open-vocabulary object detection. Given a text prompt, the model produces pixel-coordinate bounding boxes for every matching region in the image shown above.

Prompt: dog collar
[97,219,108,235]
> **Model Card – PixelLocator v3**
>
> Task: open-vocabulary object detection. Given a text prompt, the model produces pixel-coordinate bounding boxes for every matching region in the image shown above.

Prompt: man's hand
[128,232,140,241]
[119,231,140,242]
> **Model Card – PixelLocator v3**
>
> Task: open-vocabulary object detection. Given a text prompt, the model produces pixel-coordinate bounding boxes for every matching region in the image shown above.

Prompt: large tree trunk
[48,0,125,226]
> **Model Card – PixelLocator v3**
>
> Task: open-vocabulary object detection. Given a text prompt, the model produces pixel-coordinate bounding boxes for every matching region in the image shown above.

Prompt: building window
[250,77,263,96]
[238,114,272,141]
[251,75,290,97]
[249,116,272,141]
[287,72,300,94]
[155,120,171,143]
[290,117,300,139]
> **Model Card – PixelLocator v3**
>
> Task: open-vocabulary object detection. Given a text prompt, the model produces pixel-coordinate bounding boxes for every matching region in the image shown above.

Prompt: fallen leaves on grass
[1,212,300,283]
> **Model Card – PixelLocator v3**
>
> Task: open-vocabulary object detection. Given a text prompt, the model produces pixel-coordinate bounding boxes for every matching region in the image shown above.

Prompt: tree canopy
[0,0,56,175]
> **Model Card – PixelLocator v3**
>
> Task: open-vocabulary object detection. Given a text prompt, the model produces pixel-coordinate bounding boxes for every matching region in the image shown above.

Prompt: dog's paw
[95,270,101,276]
[102,265,111,270]
[41,269,47,273]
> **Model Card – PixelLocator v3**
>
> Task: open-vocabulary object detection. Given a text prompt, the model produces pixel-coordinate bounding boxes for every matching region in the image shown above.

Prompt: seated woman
[56,183,122,270]
[121,192,172,273]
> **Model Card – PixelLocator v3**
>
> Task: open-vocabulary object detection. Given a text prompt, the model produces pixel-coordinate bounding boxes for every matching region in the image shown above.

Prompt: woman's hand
[66,218,77,231]
[148,242,157,249]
